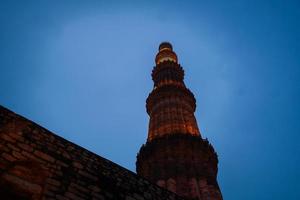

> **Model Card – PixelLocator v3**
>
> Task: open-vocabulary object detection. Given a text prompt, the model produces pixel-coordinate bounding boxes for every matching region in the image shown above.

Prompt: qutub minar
[137,42,222,200]
[0,42,222,200]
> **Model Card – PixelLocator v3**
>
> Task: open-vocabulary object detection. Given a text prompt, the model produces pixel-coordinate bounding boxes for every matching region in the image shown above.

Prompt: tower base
[136,134,223,200]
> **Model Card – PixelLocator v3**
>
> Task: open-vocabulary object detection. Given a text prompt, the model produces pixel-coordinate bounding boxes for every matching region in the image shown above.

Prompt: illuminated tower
[136,42,223,200]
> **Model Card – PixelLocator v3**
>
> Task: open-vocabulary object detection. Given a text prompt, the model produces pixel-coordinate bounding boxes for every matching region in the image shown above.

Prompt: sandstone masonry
[0,105,184,200]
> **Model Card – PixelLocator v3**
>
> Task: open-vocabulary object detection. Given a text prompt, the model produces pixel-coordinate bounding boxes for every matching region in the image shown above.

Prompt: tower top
[155,42,178,64]
[159,42,173,51]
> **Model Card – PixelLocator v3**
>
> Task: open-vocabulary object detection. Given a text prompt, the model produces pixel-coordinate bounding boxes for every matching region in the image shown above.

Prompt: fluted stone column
[136,42,223,200]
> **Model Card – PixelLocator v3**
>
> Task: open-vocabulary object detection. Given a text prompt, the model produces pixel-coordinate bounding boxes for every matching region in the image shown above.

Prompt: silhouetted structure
[137,42,223,200]
[0,105,184,200]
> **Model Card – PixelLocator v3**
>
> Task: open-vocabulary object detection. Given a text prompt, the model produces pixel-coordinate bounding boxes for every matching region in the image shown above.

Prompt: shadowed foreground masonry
[0,105,184,200]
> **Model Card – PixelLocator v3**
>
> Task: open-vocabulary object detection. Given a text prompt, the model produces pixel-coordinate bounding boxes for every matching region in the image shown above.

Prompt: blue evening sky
[0,1,299,199]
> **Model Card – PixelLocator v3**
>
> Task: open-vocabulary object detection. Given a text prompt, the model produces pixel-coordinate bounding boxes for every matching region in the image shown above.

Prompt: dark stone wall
[0,105,185,200]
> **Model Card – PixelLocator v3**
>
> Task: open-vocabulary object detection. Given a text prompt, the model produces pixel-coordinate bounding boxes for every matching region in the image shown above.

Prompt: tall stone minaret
[136,42,223,200]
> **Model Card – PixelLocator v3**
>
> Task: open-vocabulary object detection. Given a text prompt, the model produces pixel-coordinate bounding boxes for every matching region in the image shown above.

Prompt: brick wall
[0,105,185,200]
